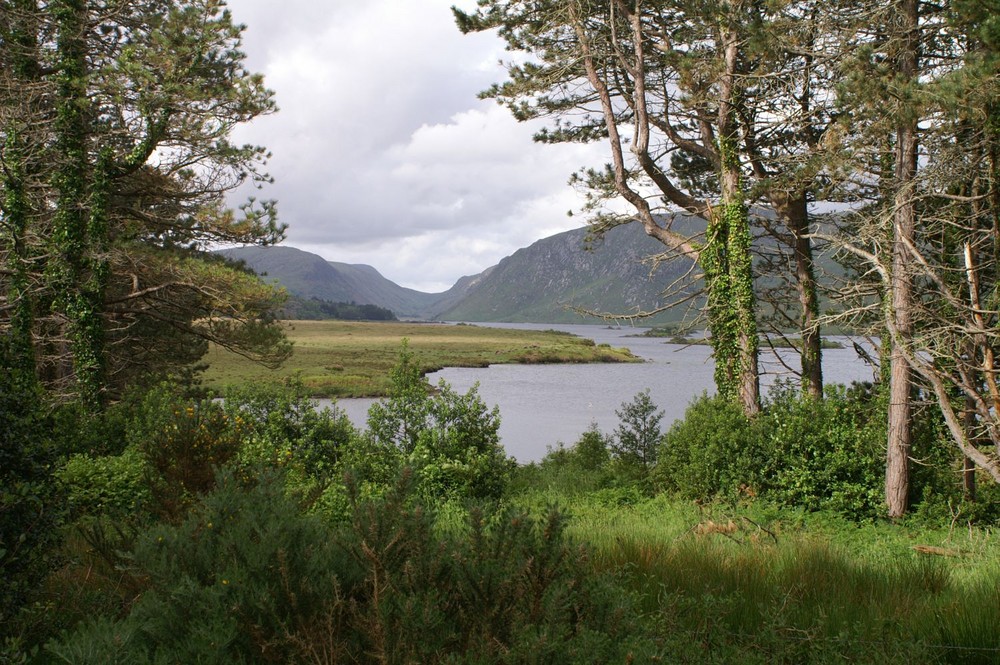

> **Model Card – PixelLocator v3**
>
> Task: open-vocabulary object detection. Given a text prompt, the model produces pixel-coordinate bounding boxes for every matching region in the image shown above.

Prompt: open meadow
[199,320,638,397]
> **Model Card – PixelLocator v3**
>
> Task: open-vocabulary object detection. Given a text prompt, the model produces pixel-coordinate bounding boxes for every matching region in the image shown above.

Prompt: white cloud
[225,0,615,291]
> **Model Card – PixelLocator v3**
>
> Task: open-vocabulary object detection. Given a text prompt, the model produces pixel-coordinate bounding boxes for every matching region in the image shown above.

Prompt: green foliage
[512,425,621,499]
[0,336,62,634]
[366,342,514,501]
[47,468,347,664]
[575,424,613,471]
[222,378,356,483]
[56,448,150,520]
[654,385,886,519]
[611,389,663,469]
[49,469,655,663]
[654,392,756,501]
[753,383,884,519]
[366,340,431,453]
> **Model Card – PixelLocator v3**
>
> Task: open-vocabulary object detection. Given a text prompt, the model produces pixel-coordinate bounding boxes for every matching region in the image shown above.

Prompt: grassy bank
[511,490,1000,663]
[638,326,845,349]
[200,320,638,397]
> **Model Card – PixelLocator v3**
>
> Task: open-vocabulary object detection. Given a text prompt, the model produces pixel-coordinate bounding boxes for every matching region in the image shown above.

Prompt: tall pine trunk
[885,0,919,518]
[774,194,823,398]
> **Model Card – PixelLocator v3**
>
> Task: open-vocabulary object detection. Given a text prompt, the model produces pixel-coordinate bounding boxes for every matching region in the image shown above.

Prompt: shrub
[752,383,884,520]
[366,343,514,501]
[653,392,755,501]
[130,385,249,520]
[48,469,656,663]
[46,468,350,664]
[510,425,615,497]
[56,448,150,520]
[653,384,887,520]
[223,378,356,482]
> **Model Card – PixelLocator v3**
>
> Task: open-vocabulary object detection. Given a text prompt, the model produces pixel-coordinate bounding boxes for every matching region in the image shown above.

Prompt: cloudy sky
[226,0,611,292]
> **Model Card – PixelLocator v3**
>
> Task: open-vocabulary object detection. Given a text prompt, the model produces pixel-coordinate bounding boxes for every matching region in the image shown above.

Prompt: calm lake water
[321,323,876,462]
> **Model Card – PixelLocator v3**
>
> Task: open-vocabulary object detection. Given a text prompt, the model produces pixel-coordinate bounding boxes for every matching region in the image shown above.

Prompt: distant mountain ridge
[219,218,700,323]
[216,245,477,319]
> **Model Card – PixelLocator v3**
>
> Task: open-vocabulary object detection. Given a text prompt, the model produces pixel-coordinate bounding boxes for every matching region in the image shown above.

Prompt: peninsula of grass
[200,320,639,397]
[639,327,844,350]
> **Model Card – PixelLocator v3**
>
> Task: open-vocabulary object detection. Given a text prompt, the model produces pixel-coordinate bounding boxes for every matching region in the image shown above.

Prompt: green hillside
[438,220,700,324]
[218,218,705,324]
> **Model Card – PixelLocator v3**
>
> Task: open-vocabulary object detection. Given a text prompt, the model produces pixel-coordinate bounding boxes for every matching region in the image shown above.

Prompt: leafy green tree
[366,340,431,454]
[612,389,664,469]
[367,342,513,500]
[0,0,289,404]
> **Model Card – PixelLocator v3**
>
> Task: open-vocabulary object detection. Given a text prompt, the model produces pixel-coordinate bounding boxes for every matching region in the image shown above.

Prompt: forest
[2,0,1000,662]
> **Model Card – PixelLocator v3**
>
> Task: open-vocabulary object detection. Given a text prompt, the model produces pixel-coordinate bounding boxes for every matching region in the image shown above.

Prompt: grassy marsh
[200,320,638,397]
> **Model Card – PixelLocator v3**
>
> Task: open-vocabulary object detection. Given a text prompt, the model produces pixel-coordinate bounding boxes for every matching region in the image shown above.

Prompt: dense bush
[56,448,150,520]
[366,342,514,501]
[654,384,885,519]
[0,340,63,636]
[223,378,356,482]
[753,383,884,519]
[48,469,655,664]
[653,392,756,501]
[130,385,250,520]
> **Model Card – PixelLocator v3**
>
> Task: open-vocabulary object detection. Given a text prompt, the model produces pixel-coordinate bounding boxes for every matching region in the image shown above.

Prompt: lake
[322,323,876,462]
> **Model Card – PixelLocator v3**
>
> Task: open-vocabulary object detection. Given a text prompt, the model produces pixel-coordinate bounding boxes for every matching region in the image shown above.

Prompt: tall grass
[519,492,1000,663]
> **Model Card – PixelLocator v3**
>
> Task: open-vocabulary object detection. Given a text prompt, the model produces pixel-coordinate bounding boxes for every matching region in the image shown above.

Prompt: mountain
[217,246,476,319]
[437,220,698,324]
[219,218,701,323]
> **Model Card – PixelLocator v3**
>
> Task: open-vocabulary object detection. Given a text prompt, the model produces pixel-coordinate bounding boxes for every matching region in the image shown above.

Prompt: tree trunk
[963,394,977,500]
[885,0,919,519]
[718,9,760,417]
[774,194,823,398]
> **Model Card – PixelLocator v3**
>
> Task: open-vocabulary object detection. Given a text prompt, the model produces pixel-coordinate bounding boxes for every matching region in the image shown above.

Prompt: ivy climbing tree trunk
[1,0,290,404]
[48,0,108,405]
[715,7,760,416]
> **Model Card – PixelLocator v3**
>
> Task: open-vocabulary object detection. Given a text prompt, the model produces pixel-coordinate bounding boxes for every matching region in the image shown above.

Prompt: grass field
[200,320,639,397]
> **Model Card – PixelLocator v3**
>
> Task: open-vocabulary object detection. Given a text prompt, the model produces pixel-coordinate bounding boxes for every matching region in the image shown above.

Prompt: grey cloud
[226,0,608,290]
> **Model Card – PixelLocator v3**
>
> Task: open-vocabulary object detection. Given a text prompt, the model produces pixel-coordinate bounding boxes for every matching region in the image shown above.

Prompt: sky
[226,0,612,293]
